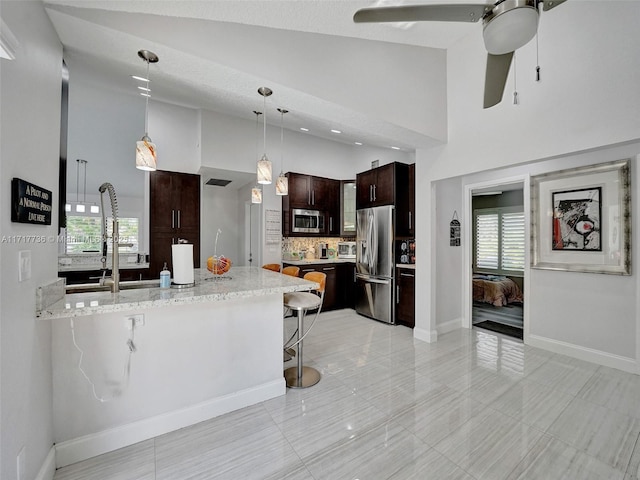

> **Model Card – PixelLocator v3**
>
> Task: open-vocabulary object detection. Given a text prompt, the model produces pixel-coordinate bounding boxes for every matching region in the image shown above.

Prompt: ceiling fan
[353,0,567,108]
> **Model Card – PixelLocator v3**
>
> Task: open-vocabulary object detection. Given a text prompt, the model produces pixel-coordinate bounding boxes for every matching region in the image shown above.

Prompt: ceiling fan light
[483,3,538,55]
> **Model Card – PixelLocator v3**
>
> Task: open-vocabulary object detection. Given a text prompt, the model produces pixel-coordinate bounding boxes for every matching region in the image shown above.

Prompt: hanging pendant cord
[280,110,284,172]
[262,94,267,155]
[76,159,80,203]
[82,160,87,203]
[144,60,150,136]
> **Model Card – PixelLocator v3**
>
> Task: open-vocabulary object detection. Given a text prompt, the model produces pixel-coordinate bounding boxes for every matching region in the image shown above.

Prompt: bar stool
[262,263,281,272]
[282,266,300,277]
[283,272,325,388]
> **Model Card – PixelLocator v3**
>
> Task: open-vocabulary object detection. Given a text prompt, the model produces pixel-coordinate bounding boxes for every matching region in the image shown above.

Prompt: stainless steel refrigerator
[355,205,395,324]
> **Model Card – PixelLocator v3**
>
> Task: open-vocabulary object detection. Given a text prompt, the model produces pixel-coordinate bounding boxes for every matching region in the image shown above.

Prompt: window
[65,216,139,254]
[474,207,525,273]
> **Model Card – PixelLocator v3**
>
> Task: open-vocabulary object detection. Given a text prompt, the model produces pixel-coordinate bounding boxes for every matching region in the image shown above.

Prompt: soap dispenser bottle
[160,262,171,288]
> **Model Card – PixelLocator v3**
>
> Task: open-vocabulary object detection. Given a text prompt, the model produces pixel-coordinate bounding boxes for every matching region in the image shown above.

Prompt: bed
[473,274,523,307]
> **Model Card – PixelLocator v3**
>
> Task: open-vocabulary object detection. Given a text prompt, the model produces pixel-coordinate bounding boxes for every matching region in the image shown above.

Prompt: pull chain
[535,32,541,82]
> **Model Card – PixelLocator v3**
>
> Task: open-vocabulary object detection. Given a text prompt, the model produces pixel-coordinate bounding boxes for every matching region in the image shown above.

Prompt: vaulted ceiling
[44,0,481,152]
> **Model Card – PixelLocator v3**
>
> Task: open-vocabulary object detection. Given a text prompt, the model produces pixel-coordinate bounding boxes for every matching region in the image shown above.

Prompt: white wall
[0,2,61,479]
[434,176,463,334]
[415,1,640,371]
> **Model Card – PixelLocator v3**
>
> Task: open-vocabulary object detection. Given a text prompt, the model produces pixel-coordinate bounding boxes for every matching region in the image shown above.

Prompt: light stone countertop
[37,267,317,320]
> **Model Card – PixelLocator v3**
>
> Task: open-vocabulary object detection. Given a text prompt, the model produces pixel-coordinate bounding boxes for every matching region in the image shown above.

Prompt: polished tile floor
[54,309,640,480]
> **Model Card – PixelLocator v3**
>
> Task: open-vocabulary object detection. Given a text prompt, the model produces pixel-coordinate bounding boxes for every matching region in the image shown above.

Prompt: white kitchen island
[37,267,317,468]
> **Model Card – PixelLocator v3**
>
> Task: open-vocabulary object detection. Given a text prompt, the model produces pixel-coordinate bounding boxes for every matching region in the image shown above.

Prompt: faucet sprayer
[98,182,126,292]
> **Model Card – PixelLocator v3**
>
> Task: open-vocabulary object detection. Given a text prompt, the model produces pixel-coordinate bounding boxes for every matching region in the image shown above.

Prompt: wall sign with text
[11,178,53,225]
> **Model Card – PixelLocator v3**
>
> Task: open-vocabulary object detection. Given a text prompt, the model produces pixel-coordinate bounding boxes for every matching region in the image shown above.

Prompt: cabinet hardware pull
[330,217,333,231]
[396,285,400,303]
[177,210,181,229]
[312,190,315,205]
[172,210,175,229]
[308,190,311,205]
[369,185,373,202]
[322,267,335,271]
[409,211,412,229]
[302,268,314,272]
[400,272,414,277]
[373,184,376,201]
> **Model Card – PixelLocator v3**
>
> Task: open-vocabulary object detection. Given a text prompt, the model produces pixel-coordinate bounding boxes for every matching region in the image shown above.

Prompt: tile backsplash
[282,237,352,260]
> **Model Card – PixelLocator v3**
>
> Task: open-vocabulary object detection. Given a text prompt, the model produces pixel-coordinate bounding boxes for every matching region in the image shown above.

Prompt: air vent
[205,178,232,187]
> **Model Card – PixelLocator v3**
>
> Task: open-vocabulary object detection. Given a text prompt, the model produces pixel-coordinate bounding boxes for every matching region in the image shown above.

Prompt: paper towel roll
[171,244,194,285]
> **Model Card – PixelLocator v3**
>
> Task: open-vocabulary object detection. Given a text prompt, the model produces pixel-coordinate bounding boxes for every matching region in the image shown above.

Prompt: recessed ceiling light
[391,146,400,150]
[331,129,342,134]
[137,86,151,92]
[131,75,149,82]
[300,127,309,132]
[355,142,363,146]
[140,92,151,97]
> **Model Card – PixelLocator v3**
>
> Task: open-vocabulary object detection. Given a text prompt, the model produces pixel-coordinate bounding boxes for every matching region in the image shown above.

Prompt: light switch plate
[19,250,31,282]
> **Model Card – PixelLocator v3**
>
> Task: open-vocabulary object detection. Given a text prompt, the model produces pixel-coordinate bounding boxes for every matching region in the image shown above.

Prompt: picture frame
[531,159,631,275]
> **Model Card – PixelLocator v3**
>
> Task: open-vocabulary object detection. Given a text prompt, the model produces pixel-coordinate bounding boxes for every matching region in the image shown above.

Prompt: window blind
[476,213,499,270]
[501,212,525,271]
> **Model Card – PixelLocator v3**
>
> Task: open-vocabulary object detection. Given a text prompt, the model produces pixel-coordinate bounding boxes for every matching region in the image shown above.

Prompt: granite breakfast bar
[37,267,317,468]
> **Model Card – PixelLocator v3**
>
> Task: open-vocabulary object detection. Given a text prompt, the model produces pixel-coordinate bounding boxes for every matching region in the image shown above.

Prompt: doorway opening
[470,182,525,340]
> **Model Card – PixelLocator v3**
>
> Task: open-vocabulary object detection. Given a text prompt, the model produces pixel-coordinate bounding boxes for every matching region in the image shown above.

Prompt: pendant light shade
[256,87,272,184]
[257,154,272,184]
[251,185,262,204]
[136,136,156,171]
[276,107,288,196]
[136,50,158,171]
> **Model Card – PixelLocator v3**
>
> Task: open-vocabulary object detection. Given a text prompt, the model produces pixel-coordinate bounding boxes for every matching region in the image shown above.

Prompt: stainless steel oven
[292,209,324,234]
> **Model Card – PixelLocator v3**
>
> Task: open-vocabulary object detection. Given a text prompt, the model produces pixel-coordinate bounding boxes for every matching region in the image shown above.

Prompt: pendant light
[256,87,272,184]
[251,110,263,204]
[135,50,158,171]
[276,108,288,196]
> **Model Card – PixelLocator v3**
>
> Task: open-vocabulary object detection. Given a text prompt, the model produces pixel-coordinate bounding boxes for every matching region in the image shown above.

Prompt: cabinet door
[297,264,338,311]
[372,163,395,206]
[396,269,415,328]
[408,163,415,237]
[356,170,377,209]
[174,173,200,231]
[337,262,356,309]
[149,232,176,278]
[341,180,356,236]
[287,173,311,208]
[314,177,340,235]
[150,171,175,232]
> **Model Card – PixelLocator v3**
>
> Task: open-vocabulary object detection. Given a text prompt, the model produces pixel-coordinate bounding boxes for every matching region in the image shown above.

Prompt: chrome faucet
[98,182,132,293]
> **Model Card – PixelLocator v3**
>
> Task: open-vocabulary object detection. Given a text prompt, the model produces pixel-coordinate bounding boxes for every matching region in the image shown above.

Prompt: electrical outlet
[17,446,26,480]
[125,314,144,329]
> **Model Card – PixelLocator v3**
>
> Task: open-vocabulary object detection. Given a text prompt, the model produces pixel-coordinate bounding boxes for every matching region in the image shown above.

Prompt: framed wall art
[531,159,631,275]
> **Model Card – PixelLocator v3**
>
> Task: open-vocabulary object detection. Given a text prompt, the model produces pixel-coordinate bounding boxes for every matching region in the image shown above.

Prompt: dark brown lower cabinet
[396,267,415,328]
[285,262,355,312]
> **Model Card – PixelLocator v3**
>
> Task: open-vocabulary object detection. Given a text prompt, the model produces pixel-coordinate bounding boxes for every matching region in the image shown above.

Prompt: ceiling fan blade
[541,0,568,11]
[353,4,491,24]
[484,52,514,108]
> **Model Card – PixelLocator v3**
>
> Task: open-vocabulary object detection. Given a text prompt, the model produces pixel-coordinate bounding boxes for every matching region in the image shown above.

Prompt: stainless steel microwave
[292,209,324,234]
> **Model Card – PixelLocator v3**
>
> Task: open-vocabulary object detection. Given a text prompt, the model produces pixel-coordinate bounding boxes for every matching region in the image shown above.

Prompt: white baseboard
[55,378,285,468]
[35,446,56,480]
[437,318,463,336]
[414,327,438,343]
[527,334,638,374]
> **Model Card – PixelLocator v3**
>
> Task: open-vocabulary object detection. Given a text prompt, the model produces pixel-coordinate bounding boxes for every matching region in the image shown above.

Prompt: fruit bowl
[207,255,232,276]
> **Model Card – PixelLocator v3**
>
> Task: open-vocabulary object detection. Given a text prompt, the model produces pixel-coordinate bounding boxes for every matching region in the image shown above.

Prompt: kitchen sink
[65,279,160,294]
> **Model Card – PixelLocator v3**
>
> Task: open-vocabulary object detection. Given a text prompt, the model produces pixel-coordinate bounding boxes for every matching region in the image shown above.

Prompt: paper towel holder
[171,241,196,289]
